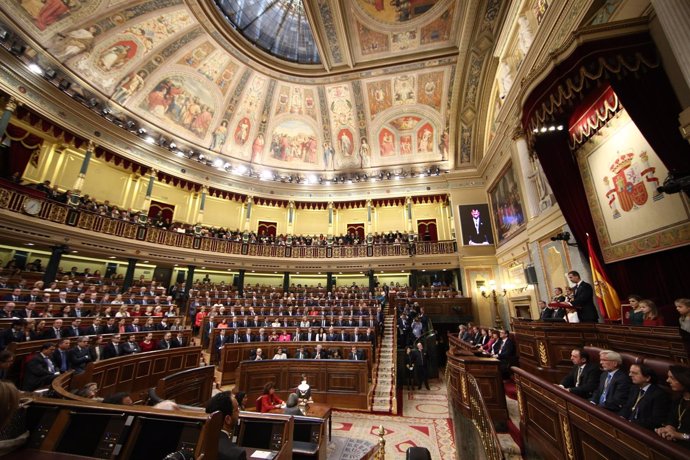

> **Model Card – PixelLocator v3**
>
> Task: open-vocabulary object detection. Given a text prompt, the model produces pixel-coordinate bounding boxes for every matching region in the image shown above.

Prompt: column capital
[246,195,253,204]
[86,140,96,152]
[512,126,526,140]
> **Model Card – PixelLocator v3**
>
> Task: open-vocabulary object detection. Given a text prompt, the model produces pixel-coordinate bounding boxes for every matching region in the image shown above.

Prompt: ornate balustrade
[0,185,457,259]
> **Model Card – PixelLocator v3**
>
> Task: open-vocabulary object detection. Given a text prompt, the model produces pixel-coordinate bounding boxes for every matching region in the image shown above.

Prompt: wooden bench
[511,318,689,383]
[4,397,221,459]
[512,367,690,460]
[3,329,193,388]
[151,365,215,406]
[50,345,202,403]
[445,347,508,427]
[218,341,374,384]
[236,358,370,410]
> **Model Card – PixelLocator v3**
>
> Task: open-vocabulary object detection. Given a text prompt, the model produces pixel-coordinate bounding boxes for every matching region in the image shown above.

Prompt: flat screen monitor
[55,412,127,458]
[126,416,202,459]
[240,420,283,450]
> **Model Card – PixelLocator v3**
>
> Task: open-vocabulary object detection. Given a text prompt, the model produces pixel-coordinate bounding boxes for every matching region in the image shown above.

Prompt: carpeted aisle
[331,378,456,459]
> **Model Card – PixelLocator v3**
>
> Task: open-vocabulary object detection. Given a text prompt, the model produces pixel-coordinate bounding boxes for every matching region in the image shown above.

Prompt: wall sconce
[480,280,506,328]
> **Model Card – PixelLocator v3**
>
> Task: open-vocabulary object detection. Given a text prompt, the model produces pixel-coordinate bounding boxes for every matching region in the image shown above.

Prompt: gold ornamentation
[460,374,468,401]
[0,189,12,208]
[538,340,549,367]
[4,97,18,112]
[561,415,575,460]
[516,381,525,421]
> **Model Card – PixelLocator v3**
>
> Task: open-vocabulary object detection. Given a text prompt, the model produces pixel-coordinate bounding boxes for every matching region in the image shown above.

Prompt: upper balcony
[0,181,458,272]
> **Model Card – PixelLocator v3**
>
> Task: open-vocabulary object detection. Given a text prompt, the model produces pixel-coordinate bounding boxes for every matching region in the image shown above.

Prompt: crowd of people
[19,179,426,248]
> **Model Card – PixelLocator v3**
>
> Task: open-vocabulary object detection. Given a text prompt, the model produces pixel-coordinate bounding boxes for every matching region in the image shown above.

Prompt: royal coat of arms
[603,151,662,219]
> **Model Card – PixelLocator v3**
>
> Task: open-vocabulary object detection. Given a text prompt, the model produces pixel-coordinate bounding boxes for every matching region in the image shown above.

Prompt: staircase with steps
[370,314,396,413]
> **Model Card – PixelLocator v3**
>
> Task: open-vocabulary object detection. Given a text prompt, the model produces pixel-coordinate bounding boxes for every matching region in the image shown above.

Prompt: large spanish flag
[587,234,621,320]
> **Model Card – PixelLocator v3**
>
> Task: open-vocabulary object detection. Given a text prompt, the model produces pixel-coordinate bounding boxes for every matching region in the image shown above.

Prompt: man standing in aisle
[413,341,430,390]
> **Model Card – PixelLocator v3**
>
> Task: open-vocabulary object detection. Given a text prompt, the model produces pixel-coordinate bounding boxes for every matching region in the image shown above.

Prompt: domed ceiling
[0,0,506,178]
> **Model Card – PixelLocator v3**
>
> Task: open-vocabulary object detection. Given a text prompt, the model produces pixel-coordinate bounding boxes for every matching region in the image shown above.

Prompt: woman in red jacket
[258,382,284,413]
[139,332,156,352]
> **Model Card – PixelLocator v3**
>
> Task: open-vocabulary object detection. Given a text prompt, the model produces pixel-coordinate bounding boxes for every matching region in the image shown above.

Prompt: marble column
[70,140,95,205]
[122,258,138,291]
[650,0,690,141]
[197,186,208,224]
[514,134,540,218]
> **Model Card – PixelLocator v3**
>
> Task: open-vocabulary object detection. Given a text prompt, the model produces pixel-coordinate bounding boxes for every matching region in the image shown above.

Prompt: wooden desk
[511,318,689,383]
[264,402,333,441]
[218,341,373,384]
[237,359,370,410]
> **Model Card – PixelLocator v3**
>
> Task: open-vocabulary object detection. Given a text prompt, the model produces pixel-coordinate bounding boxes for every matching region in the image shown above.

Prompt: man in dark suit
[3,288,22,302]
[241,328,254,343]
[205,392,247,460]
[567,271,599,322]
[64,319,82,337]
[413,342,430,390]
[294,346,310,359]
[43,319,64,340]
[122,335,141,354]
[326,327,338,342]
[590,350,632,412]
[52,338,71,373]
[22,343,59,391]
[0,302,17,318]
[619,363,670,429]
[67,336,92,373]
[558,348,601,399]
[125,317,141,333]
[1,319,26,348]
[364,327,377,349]
[464,207,493,245]
[337,329,349,342]
[16,301,37,319]
[313,344,328,359]
[491,329,517,379]
[215,330,228,352]
[172,333,185,348]
[348,346,364,361]
[102,334,123,359]
[158,332,173,350]
[84,318,102,336]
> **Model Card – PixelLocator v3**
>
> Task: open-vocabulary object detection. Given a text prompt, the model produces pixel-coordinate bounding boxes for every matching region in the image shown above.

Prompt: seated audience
[655,365,690,447]
[640,299,664,326]
[558,348,601,399]
[22,343,59,391]
[68,336,92,373]
[619,363,670,429]
[205,392,246,460]
[490,329,516,379]
[590,350,631,412]
[675,298,690,333]
[258,382,284,413]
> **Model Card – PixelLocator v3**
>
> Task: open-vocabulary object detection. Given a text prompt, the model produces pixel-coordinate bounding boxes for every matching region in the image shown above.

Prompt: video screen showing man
[459,204,494,245]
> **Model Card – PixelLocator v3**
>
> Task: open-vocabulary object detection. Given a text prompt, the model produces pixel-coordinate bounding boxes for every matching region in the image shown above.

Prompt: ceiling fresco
[0,0,504,176]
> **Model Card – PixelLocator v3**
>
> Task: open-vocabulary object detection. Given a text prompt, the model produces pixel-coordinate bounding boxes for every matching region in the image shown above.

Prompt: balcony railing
[0,186,457,259]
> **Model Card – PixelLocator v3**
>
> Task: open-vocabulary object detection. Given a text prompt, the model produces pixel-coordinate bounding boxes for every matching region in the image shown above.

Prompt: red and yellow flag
[587,234,621,320]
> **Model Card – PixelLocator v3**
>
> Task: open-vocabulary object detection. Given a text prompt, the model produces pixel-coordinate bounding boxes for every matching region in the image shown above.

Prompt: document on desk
[250,451,276,459]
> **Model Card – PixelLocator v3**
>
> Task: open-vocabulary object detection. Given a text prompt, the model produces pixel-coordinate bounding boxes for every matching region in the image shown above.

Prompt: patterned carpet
[331,378,456,459]
[371,315,396,413]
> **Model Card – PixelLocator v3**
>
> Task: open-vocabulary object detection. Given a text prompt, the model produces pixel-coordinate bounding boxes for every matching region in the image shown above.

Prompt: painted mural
[19,0,81,31]
[139,75,217,138]
[266,120,320,169]
[1,1,458,173]
[357,22,390,55]
[420,5,454,44]
[417,71,443,110]
[366,80,393,119]
[355,0,441,24]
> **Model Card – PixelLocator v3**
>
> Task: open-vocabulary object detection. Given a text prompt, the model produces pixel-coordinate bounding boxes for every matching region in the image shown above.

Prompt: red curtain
[346,223,365,240]
[148,200,175,223]
[417,219,438,241]
[258,221,277,237]
[529,38,690,321]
